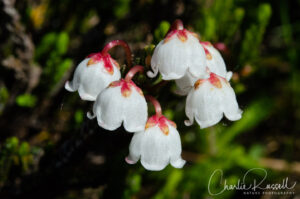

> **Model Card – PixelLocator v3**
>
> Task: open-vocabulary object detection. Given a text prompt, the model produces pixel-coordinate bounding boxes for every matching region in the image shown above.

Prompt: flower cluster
[149,20,242,128]
[65,19,242,171]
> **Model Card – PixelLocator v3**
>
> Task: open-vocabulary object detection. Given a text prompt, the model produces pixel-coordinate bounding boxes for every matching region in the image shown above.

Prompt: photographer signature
[208,168,297,195]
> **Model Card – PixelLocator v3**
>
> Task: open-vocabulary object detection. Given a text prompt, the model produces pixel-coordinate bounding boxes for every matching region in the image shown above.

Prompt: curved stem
[125,65,144,81]
[165,19,184,37]
[101,40,132,67]
[145,95,162,117]
[170,19,184,30]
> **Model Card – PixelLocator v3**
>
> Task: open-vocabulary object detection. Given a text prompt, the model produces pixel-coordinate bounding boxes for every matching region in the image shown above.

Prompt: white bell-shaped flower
[185,72,242,129]
[65,52,121,101]
[148,20,206,80]
[87,66,147,132]
[65,40,132,101]
[175,41,232,96]
[126,96,185,170]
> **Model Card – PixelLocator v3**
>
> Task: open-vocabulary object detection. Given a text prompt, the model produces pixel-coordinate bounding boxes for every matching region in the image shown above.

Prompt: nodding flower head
[65,40,132,101]
[87,65,148,132]
[185,72,242,129]
[148,19,206,80]
[126,96,186,171]
[175,41,233,96]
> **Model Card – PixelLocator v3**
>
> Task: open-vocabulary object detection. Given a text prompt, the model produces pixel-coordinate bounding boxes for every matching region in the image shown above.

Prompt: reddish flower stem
[166,19,184,36]
[101,40,132,67]
[145,95,162,117]
[125,65,144,81]
[170,19,184,30]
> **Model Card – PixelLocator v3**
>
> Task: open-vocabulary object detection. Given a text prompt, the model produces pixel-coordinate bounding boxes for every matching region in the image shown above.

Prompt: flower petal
[64,81,76,92]
[185,73,242,128]
[184,89,195,126]
[175,72,198,96]
[90,80,148,132]
[201,43,227,78]
[92,86,124,131]
[186,81,224,128]
[171,158,186,168]
[65,57,121,101]
[167,125,186,168]
[150,32,206,80]
[139,126,171,170]
[126,131,143,164]
[78,86,96,101]
[127,124,185,171]
[185,35,207,77]
[122,88,148,132]
[220,80,243,121]
[226,71,233,81]
[65,59,89,93]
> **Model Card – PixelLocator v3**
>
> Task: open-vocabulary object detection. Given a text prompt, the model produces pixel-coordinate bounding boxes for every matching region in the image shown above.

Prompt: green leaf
[203,16,216,40]
[16,94,37,108]
[53,58,73,84]
[56,32,69,55]
[249,144,264,159]
[5,137,19,152]
[74,109,84,124]
[154,170,183,199]
[19,142,32,171]
[225,7,245,43]
[18,142,30,156]
[239,3,272,64]
[35,32,57,60]
[129,174,141,193]
[163,109,174,121]
[114,0,131,18]
[258,4,272,24]
[144,44,155,55]
[0,86,9,114]
[154,21,170,42]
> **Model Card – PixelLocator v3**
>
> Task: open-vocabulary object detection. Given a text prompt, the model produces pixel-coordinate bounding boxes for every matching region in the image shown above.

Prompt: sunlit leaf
[16,94,37,108]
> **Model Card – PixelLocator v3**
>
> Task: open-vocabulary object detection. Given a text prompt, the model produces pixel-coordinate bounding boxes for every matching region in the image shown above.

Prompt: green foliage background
[0,0,299,198]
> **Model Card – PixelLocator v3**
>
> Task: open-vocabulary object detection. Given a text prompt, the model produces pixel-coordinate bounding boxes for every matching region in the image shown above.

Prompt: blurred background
[0,0,299,198]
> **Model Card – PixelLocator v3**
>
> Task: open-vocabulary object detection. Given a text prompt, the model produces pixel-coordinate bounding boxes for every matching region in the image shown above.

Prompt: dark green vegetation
[0,0,299,198]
